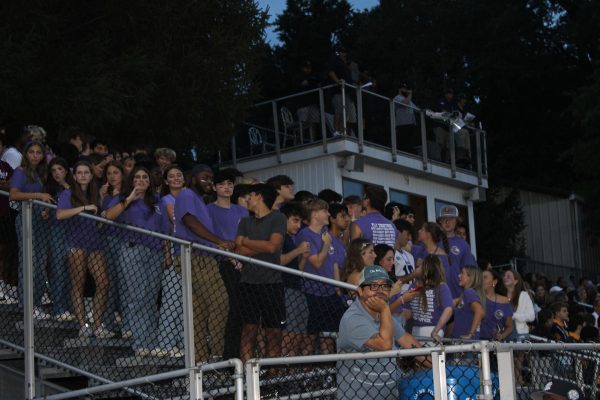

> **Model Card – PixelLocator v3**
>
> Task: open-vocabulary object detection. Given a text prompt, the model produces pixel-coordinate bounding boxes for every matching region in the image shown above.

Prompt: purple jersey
[452,288,482,339]
[295,227,338,296]
[480,298,513,340]
[173,188,215,247]
[9,167,43,194]
[207,203,249,241]
[354,212,397,247]
[57,189,102,251]
[120,197,165,249]
[404,282,453,327]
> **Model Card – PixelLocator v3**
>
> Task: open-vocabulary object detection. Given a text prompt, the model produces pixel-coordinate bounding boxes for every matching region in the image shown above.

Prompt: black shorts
[306,293,346,335]
[239,283,286,329]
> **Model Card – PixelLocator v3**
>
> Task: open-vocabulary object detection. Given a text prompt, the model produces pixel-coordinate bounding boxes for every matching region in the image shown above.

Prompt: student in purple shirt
[295,198,345,355]
[9,141,52,318]
[437,205,476,297]
[98,161,127,335]
[350,185,397,247]
[105,166,165,354]
[43,157,75,320]
[57,161,113,338]
[452,266,485,339]
[480,269,513,341]
[173,164,234,363]
[207,169,249,360]
[403,255,453,340]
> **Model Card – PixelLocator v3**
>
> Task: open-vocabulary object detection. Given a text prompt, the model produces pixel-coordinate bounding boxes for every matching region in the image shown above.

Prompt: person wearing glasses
[337,265,426,400]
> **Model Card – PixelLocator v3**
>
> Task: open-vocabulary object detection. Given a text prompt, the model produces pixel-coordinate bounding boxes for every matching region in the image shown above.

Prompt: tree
[0,0,268,153]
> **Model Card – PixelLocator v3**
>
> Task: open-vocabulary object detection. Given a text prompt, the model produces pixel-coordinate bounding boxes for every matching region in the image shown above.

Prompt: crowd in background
[1,123,599,365]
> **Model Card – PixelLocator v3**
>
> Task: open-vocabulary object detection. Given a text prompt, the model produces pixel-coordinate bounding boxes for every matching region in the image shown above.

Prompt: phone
[410,284,424,293]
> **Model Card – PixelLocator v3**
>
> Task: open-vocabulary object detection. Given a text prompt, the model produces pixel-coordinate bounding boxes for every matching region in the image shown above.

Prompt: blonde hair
[462,266,486,312]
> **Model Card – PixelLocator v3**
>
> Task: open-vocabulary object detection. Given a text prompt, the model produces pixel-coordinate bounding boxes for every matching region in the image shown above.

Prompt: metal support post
[245,360,261,400]
[449,126,457,177]
[390,100,397,162]
[479,341,495,400]
[356,85,364,152]
[181,244,197,399]
[231,359,244,400]
[271,101,282,163]
[22,201,35,400]
[189,368,203,400]
[496,348,516,400]
[420,111,428,170]
[341,83,347,135]
[319,88,328,153]
[432,351,448,400]
[475,130,483,184]
[231,136,237,168]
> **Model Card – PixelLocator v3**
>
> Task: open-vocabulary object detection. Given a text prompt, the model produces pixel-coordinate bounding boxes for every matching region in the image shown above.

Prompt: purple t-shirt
[443,236,476,297]
[452,288,482,339]
[404,282,453,327]
[9,167,43,194]
[120,197,165,250]
[413,248,459,299]
[480,298,513,340]
[207,203,249,241]
[173,188,215,247]
[57,189,102,251]
[295,227,338,296]
[354,212,397,247]
[160,194,176,233]
[330,235,347,273]
[101,193,125,237]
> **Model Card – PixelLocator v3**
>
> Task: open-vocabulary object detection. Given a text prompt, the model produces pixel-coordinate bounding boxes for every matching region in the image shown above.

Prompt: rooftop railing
[224,82,487,183]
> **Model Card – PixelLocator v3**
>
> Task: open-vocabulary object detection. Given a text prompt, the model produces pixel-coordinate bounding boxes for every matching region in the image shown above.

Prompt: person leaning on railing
[104,166,166,355]
[337,265,429,400]
[56,161,114,338]
[9,140,52,319]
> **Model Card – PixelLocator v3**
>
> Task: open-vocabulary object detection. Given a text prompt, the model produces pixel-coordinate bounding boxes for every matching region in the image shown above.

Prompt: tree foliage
[0,0,268,151]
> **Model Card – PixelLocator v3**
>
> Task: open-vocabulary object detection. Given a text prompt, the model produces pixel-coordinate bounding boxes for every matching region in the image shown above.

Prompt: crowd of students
[1,124,599,366]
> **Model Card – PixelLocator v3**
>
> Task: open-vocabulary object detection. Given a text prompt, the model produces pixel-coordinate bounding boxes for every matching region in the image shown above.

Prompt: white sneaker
[122,330,134,339]
[78,325,93,338]
[33,307,51,320]
[41,293,52,305]
[94,326,116,339]
[55,311,75,321]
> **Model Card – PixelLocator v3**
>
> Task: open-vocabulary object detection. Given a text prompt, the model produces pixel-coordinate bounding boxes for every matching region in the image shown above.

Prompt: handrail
[254,83,340,106]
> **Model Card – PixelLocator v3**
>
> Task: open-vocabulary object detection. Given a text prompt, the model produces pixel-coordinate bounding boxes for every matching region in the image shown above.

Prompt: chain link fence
[2,191,600,399]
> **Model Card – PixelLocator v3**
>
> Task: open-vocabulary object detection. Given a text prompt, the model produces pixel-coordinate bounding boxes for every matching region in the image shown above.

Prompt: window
[389,189,427,229]
[342,178,366,198]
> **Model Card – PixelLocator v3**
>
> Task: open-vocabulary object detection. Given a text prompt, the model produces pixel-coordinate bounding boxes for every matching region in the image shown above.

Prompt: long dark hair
[46,157,74,198]
[103,160,125,197]
[418,254,446,312]
[342,238,373,282]
[422,222,451,266]
[71,161,98,208]
[21,141,47,184]
[160,164,185,197]
[124,166,157,211]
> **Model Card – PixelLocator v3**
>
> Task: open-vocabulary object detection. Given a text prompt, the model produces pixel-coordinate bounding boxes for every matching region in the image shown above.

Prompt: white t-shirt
[394,249,415,293]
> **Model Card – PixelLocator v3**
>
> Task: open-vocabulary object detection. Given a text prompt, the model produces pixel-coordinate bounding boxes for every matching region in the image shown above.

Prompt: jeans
[48,222,71,314]
[157,266,183,349]
[16,209,48,306]
[119,244,162,350]
[102,235,126,332]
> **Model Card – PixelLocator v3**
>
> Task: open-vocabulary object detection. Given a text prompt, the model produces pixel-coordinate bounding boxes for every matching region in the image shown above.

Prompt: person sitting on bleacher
[549,301,570,342]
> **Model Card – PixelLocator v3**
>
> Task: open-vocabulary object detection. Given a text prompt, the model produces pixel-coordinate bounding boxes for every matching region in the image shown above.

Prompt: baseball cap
[530,379,583,400]
[438,205,459,219]
[359,265,393,286]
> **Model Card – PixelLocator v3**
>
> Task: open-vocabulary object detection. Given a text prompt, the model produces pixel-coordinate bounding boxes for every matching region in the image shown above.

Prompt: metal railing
[3,191,600,399]
[227,81,488,181]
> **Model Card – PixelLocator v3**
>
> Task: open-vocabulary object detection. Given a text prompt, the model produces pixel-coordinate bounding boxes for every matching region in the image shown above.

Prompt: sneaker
[94,326,116,339]
[78,325,93,338]
[55,311,75,321]
[134,348,153,357]
[333,131,344,137]
[33,307,51,320]
[121,330,134,339]
[41,292,52,305]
